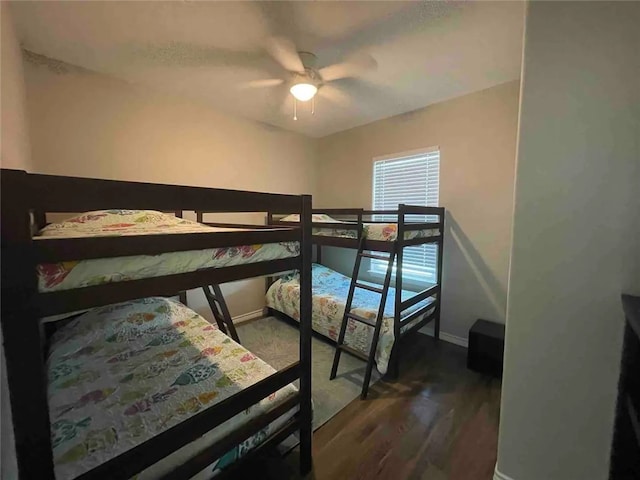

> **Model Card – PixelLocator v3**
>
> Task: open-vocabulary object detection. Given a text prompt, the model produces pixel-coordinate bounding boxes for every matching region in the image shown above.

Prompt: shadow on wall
[444,215,507,329]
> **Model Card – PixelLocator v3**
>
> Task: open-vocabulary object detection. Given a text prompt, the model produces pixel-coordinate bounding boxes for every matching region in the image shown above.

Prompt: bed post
[299,194,313,475]
[265,212,275,295]
[178,291,188,305]
[32,210,47,233]
[177,211,186,305]
[434,208,445,340]
[0,170,55,479]
[389,204,406,380]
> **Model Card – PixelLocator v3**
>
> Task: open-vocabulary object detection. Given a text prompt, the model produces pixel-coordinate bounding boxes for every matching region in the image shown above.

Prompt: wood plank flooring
[236,335,501,480]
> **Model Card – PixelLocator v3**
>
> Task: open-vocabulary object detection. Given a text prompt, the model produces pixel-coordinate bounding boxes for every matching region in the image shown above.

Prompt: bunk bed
[265,206,445,399]
[0,169,313,480]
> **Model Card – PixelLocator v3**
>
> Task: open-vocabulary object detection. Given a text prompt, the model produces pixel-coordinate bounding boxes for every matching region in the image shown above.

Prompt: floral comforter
[36,210,299,292]
[47,297,298,479]
[280,214,438,241]
[265,264,436,374]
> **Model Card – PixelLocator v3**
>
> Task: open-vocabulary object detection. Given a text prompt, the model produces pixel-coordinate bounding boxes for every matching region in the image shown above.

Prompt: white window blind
[371,149,440,283]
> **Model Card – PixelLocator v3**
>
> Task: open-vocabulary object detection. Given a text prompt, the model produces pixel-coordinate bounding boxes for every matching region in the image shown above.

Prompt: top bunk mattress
[47,297,298,480]
[280,214,438,241]
[35,210,299,293]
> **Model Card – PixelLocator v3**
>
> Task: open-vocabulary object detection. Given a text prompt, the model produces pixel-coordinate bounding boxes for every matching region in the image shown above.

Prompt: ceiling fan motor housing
[296,52,322,88]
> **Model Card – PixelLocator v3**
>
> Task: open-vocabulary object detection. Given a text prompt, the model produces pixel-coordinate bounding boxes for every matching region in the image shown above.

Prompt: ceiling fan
[126,35,377,121]
[246,36,378,120]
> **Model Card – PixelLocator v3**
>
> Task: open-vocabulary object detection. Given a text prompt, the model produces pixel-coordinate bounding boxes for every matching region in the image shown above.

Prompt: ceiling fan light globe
[290,83,318,102]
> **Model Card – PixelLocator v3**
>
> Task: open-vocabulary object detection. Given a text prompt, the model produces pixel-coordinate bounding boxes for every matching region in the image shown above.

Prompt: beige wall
[1,2,31,171]
[316,81,520,340]
[497,2,640,480]
[23,57,319,322]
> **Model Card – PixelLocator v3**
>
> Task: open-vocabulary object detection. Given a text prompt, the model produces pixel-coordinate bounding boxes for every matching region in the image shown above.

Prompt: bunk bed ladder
[202,284,241,343]
[330,237,396,399]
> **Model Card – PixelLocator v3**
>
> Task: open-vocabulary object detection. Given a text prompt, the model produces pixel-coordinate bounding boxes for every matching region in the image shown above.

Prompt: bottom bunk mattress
[265,264,436,374]
[47,297,298,480]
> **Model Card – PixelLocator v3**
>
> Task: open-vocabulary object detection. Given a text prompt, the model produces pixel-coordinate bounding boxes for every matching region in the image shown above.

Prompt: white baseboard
[232,309,264,325]
[494,466,515,480]
[439,331,469,348]
[420,329,469,348]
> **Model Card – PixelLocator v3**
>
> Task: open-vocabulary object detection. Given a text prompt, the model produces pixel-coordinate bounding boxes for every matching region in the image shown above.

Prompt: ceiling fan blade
[239,78,285,89]
[266,36,305,73]
[319,53,377,82]
[318,84,351,108]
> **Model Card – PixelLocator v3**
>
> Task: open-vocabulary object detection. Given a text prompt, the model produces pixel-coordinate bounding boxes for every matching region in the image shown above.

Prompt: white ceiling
[11,1,524,138]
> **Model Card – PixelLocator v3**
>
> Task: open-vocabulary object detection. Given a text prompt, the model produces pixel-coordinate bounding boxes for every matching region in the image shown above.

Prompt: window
[370,148,440,283]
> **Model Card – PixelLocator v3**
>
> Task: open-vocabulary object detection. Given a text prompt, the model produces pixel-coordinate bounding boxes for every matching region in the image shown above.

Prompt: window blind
[371,149,440,283]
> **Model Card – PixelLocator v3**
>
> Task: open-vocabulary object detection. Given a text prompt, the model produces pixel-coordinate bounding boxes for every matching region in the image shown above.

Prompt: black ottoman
[467,319,505,378]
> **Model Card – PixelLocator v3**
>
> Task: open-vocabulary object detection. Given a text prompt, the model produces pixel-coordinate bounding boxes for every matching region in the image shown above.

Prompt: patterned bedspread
[36,210,299,292]
[280,214,438,241]
[265,264,436,374]
[47,297,298,479]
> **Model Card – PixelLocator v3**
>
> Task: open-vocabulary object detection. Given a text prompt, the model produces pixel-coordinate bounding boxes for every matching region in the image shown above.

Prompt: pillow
[280,213,339,223]
[38,210,199,237]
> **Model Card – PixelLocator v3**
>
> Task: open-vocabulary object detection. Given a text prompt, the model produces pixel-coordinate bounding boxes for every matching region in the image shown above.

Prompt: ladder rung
[354,282,384,294]
[337,344,369,361]
[346,312,377,327]
[360,252,391,261]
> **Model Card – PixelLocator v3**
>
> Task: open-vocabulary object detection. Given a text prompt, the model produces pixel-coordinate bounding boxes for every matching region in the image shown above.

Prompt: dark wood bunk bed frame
[266,205,445,399]
[0,169,313,480]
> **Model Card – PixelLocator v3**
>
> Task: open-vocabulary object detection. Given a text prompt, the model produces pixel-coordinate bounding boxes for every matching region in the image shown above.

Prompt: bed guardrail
[26,171,302,214]
[400,284,440,312]
[33,229,299,262]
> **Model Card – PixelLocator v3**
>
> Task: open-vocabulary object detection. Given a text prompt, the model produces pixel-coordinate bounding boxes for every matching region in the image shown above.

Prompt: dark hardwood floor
[236,335,501,480]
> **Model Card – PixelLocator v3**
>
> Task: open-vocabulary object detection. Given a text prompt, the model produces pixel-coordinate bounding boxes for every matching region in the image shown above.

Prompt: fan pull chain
[293,98,298,121]
[312,96,315,115]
